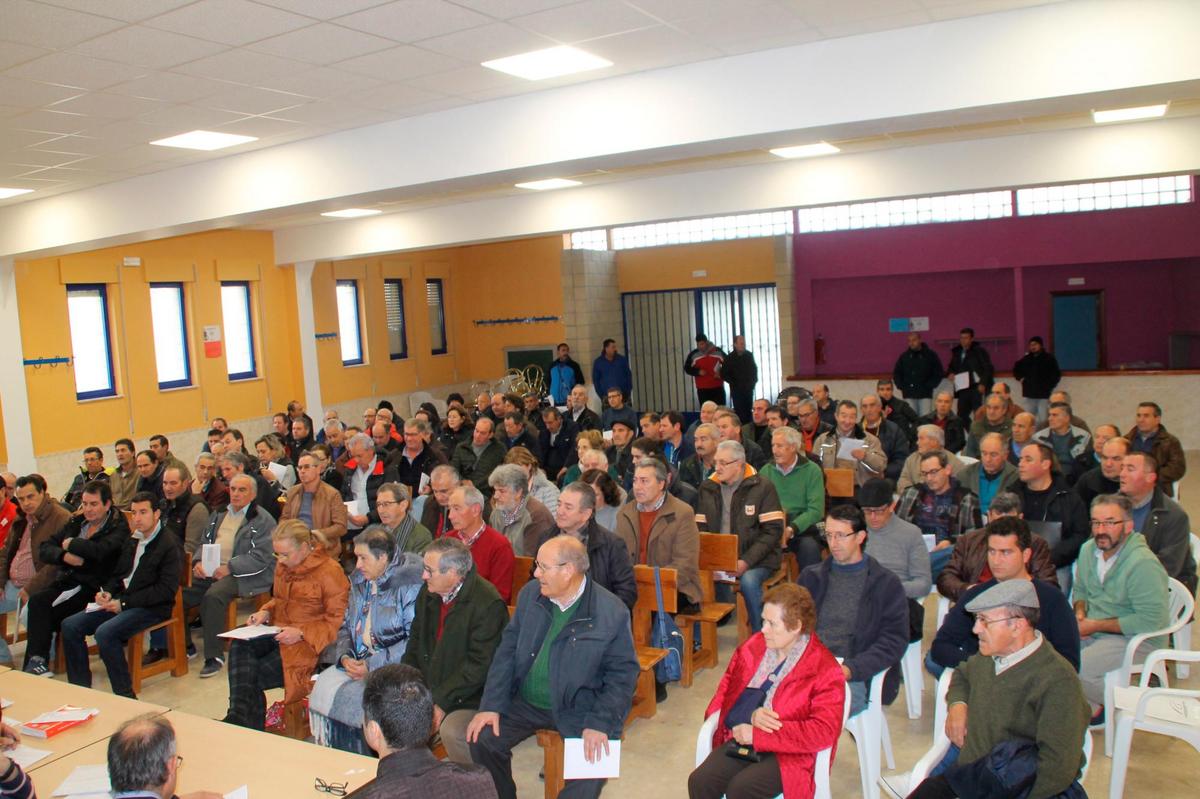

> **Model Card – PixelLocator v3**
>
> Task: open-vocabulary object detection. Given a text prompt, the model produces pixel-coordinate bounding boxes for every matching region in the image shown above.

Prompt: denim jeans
[930,546,953,582]
[738,566,773,634]
[61,606,163,698]
[909,397,934,417]
[924,651,947,679]
[1027,398,1051,425]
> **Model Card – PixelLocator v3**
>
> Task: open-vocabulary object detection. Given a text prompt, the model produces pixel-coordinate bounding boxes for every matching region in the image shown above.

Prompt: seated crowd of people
[0,332,1195,799]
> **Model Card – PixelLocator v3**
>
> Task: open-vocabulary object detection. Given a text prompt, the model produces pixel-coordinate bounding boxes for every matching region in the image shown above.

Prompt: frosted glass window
[66,285,116,400]
[336,280,364,365]
[220,282,256,380]
[149,283,191,389]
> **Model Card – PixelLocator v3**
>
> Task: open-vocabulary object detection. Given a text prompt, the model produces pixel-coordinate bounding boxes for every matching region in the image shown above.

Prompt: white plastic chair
[1175,534,1199,679]
[899,640,924,719]
[845,668,891,799]
[693,684,850,799]
[1104,577,1195,756]
[935,594,951,629]
[1109,648,1200,799]
[880,669,954,798]
[955,455,979,467]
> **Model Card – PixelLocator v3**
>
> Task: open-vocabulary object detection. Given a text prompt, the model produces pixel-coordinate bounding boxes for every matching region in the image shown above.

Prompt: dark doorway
[1051,290,1104,370]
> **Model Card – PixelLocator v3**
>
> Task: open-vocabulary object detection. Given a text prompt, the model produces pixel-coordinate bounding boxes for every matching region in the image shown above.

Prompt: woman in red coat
[689,583,846,799]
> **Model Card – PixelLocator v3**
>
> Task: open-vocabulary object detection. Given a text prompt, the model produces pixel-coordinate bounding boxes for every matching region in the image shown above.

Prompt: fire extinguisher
[814,333,826,366]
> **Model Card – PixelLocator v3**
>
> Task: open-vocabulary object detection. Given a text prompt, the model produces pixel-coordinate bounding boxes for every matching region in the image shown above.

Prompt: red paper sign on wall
[203,325,222,359]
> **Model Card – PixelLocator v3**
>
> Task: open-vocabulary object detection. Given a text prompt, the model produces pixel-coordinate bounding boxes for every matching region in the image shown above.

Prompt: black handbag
[723,739,763,763]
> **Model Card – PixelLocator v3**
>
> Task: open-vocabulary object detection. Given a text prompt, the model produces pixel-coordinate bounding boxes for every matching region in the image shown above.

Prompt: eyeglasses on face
[1090,519,1125,530]
[535,561,568,572]
[973,615,1019,627]
[821,530,860,542]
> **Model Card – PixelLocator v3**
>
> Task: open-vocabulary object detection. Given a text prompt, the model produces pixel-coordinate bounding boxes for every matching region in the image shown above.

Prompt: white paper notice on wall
[202,325,221,342]
[909,316,929,332]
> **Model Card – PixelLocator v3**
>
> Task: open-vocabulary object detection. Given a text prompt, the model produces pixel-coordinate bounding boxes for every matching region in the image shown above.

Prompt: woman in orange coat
[689,583,846,799]
[222,520,349,731]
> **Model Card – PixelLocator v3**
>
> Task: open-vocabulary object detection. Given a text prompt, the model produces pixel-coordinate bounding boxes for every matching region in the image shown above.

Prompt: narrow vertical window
[426,278,447,355]
[149,283,191,389]
[66,284,117,399]
[384,279,408,360]
[220,281,257,380]
[336,279,364,365]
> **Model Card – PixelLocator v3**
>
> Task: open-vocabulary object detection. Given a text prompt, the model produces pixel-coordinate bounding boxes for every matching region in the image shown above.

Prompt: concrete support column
[293,261,324,424]
[774,235,797,381]
[0,257,37,472]
[560,249,621,409]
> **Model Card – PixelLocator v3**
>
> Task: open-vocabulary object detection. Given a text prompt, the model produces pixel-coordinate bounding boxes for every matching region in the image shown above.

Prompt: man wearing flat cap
[908,580,1090,799]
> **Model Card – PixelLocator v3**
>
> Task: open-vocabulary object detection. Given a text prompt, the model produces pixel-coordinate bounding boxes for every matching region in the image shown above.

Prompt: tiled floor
[9,458,1200,797]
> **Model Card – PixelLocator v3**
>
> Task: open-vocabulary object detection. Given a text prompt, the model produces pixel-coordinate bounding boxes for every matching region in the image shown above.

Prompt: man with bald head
[916,390,966,454]
[965,392,1014,457]
[970,381,1024,422]
[1074,436,1127,507]
[958,432,1019,514]
[186,473,277,679]
[896,425,967,493]
[108,714,221,799]
[469,534,638,799]
[1007,411,1037,466]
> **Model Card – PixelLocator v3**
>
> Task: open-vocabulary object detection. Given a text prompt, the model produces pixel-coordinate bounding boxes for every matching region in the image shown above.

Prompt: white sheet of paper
[953,371,970,392]
[51,585,82,607]
[836,438,866,460]
[29,707,98,724]
[200,543,221,577]
[0,697,11,709]
[85,602,104,613]
[51,764,110,797]
[418,472,431,494]
[602,429,614,441]
[224,786,249,799]
[218,625,281,641]
[563,738,620,780]
[266,462,287,482]
[922,534,936,552]
[7,744,52,769]
[344,501,357,515]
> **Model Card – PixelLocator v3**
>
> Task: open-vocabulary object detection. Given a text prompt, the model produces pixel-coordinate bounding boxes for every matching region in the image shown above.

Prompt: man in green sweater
[1072,493,1170,721]
[759,426,825,571]
[910,580,1090,799]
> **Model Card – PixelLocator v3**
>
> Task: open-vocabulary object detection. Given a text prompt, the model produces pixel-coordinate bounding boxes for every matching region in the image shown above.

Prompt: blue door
[1052,292,1102,370]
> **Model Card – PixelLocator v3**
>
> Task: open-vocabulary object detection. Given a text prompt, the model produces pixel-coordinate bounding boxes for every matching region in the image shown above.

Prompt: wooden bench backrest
[825,467,856,498]
[697,532,739,602]
[632,564,677,647]
[512,556,535,603]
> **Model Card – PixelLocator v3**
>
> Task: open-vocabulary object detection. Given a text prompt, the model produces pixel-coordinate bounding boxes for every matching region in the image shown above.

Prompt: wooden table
[31,710,379,798]
[0,671,167,771]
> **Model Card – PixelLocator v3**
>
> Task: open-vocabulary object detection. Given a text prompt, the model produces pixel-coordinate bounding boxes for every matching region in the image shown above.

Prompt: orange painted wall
[15,230,302,456]
[311,235,565,403]
[616,237,777,292]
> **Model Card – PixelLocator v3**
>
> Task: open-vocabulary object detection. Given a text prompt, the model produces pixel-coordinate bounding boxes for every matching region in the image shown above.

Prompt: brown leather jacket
[262,549,349,703]
[936,526,1058,601]
[0,495,71,594]
[280,481,348,552]
[614,492,702,606]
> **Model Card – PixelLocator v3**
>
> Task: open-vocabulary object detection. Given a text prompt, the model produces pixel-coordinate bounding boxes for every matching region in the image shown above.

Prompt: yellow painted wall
[15,230,302,456]
[0,395,7,464]
[311,235,565,402]
[616,238,777,292]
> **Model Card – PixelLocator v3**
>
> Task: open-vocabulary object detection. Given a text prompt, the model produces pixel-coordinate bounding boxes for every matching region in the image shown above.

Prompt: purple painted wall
[792,198,1200,376]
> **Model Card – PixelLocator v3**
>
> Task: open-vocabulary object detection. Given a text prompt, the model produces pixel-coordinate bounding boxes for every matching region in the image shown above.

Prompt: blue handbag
[651,567,684,683]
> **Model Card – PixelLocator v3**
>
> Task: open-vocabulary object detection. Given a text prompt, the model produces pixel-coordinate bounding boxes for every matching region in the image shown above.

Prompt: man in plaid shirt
[897,450,981,581]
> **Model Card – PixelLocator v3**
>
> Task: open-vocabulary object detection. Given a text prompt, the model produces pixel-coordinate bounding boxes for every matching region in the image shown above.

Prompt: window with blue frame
[149,283,192,389]
[220,281,257,380]
[336,279,364,365]
[426,278,447,355]
[66,284,117,400]
[384,278,408,360]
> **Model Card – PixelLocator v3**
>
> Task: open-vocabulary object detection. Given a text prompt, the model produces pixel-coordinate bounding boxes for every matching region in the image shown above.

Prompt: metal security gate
[622,283,781,413]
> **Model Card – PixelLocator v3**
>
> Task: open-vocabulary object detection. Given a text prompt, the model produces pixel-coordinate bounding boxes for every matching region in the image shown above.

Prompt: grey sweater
[866,514,932,599]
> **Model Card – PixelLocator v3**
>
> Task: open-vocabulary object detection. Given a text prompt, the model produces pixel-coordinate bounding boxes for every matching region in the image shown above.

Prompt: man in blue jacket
[591,339,632,403]
[799,504,908,716]
[468,535,638,799]
[548,343,586,406]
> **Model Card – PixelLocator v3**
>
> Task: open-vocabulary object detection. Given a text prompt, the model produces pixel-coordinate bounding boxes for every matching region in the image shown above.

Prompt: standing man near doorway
[592,338,633,405]
[947,327,994,421]
[548,343,585,407]
[722,335,759,424]
[684,334,727,408]
[1013,336,1061,425]
[892,332,944,418]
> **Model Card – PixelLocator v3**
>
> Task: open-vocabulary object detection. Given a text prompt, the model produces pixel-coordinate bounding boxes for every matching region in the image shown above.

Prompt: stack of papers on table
[51,764,109,797]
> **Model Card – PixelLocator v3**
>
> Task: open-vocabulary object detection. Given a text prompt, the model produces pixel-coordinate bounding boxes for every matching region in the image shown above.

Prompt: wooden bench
[127,588,188,694]
[675,533,737,687]
[629,564,675,723]
[509,556,535,616]
[267,699,311,740]
[824,467,856,499]
[536,729,566,799]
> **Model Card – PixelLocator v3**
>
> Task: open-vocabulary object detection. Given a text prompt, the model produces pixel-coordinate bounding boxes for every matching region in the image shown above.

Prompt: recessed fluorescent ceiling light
[150,130,258,150]
[1092,104,1168,124]
[515,178,582,191]
[769,142,841,159]
[0,187,34,199]
[321,208,382,218]
[483,46,612,80]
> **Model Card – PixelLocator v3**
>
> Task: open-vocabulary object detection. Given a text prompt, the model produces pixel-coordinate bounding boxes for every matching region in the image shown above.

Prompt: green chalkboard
[505,347,555,374]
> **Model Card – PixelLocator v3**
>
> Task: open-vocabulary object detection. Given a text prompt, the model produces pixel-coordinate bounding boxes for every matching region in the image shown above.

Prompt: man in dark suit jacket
[538,407,577,483]
[59,491,181,698]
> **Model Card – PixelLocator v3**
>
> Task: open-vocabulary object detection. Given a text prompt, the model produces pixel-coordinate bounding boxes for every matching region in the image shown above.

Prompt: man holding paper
[60,491,181,698]
[185,474,277,679]
[468,536,639,799]
[811,400,887,488]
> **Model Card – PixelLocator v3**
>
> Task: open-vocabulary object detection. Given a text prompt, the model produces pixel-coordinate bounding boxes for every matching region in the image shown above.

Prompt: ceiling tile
[813,9,933,38]
[2,129,70,148]
[332,45,462,79]
[787,0,925,27]
[200,84,310,114]
[416,21,558,61]
[405,65,522,96]
[0,0,126,49]
[345,81,447,111]
[450,0,581,18]
[583,24,721,71]
[0,76,84,107]
[136,103,250,130]
[627,0,773,21]
[213,114,304,138]
[172,48,312,82]
[251,67,387,99]
[26,132,129,155]
[0,42,53,72]
[336,0,492,43]
[266,99,387,126]
[511,0,660,42]
[47,91,169,118]
[70,26,230,70]
[10,149,91,168]
[248,23,396,64]
[7,108,90,135]
[253,0,394,19]
[79,118,185,144]
[672,3,815,49]
[145,0,316,46]
[36,0,198,23]
[106,72,233,103]
[4,52,149,91]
